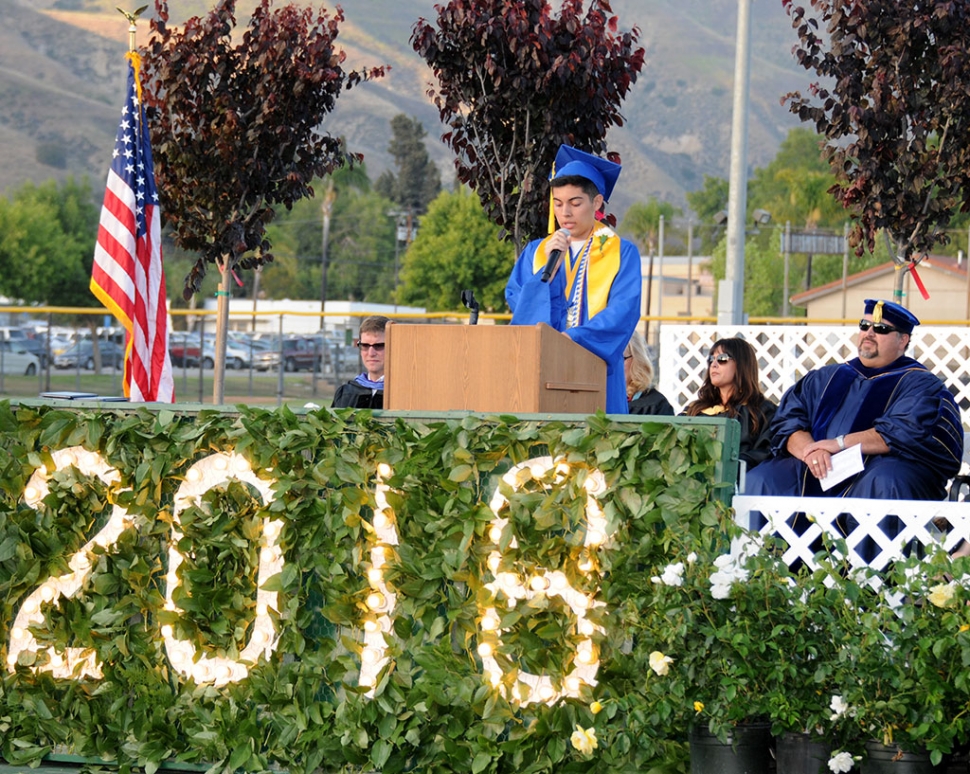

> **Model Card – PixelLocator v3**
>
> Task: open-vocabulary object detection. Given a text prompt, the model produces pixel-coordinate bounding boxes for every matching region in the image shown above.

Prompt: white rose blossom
[649,650,673,676]
[829,694,850,720]
[828,750,857,772]
[708,553,749,599]
[651,562,685,587]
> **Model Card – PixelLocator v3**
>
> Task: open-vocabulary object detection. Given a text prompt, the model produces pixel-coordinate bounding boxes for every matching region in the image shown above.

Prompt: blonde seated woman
[624,332,674,416]
[682,336,776,469]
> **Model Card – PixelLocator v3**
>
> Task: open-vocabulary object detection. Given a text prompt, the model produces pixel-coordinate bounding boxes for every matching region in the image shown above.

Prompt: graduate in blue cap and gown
[745,299,964,500]
[505,145,642,414]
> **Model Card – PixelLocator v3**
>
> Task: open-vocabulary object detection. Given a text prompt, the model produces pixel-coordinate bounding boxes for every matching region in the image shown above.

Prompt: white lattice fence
[658,324,970,429]
[732,495,969,575]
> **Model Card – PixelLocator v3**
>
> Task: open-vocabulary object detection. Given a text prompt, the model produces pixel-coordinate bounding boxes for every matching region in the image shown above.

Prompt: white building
[198,299,428,337]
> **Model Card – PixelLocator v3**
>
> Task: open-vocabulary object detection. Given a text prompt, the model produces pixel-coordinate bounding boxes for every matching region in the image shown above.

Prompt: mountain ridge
[0,0,812,219]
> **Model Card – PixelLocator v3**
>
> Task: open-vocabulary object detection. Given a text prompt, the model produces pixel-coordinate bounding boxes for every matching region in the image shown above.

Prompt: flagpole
[117,6,147,52]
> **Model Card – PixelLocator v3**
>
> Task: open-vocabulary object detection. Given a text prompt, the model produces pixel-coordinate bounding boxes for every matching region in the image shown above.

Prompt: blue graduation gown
[505,227,641,414]
[745,357,965,499]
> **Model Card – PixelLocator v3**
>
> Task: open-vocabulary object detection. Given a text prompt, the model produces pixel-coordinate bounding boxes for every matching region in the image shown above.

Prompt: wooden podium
[384,323,606,413]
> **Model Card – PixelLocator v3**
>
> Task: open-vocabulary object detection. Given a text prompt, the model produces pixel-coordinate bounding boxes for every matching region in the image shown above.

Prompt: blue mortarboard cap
[552,145,622,201]
[863,299,920,334]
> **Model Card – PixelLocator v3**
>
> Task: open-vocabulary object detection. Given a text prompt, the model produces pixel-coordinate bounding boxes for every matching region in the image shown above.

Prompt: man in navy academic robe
[745,299,964,500]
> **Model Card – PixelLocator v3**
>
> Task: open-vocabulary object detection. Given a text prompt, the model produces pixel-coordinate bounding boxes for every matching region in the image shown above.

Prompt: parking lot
[0,325,366,406]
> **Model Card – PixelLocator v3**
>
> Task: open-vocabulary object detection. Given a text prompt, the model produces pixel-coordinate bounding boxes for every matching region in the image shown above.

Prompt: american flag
[90,54,174,402]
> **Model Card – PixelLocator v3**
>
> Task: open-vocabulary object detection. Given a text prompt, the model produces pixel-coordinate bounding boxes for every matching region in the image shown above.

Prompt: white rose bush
[638,529,799,744]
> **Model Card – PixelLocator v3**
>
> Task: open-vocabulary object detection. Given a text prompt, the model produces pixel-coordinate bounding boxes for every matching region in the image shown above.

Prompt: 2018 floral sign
[0,401,735,773]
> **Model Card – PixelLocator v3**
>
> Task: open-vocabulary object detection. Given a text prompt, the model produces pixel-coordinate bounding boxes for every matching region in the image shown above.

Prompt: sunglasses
[858,320,898,335]
[356,341,385,351]
[707,354,733,365]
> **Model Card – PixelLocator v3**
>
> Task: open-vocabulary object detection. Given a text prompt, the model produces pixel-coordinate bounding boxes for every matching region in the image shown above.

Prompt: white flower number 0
[163,452,281,687]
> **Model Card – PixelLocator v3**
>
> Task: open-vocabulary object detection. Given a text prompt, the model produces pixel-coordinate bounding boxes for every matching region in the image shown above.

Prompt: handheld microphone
[540,228,570,283]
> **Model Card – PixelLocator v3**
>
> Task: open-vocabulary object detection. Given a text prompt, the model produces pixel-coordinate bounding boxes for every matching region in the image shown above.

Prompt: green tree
[708,236,784,318]
[685,175,729,253]
[262,166,397,303]
[621,199,683,257]
[622,199,682,332]
[0,178,99,307]
[374,114,442,216]
[412,0,644,251]
[748,128,844,230]
[398,188,515,312]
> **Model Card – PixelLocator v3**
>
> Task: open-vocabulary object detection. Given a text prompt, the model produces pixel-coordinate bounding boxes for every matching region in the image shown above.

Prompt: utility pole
[718,0,752,325]
[320,178,336,317]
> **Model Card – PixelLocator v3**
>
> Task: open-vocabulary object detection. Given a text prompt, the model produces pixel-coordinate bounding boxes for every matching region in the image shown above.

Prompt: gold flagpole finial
[117,6,148,51]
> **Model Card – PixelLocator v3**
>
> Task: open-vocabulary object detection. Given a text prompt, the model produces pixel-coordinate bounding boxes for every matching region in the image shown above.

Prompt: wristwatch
[836,434,846,450]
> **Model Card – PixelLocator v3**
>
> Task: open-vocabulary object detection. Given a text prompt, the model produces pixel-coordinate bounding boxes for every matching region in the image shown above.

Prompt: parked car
[198,338,252,370]
[53,340,125,370]
[280,336,322,372]
[19,338,51,368]
[244,339,282,371]
[0,331,53,368]
[169,332,201,368]
[0,341,40,375]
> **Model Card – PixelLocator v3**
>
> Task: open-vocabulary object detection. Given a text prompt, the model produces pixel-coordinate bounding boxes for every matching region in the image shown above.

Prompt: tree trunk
[892,238,909,305]
[212,258,230,404]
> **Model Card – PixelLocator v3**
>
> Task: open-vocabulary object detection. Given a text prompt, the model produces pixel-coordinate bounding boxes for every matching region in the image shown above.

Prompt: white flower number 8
[478,457,612,707]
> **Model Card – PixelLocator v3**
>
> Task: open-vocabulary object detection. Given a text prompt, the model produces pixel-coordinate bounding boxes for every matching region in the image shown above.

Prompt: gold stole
[530,227,622,319]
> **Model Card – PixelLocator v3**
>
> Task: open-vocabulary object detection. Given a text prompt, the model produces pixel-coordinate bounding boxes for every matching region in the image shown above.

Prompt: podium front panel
[384,324,605,413]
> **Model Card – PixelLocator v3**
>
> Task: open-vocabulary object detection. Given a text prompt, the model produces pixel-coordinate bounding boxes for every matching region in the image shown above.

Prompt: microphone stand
[461,290,480,325]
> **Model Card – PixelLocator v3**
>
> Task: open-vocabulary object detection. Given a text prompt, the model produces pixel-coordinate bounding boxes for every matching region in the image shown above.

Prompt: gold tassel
[547,161,556,235]
[872,300,884,323]
[126,51,143,104]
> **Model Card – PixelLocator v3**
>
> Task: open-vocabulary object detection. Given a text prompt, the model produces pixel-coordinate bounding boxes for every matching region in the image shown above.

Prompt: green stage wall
[0,401,738,773]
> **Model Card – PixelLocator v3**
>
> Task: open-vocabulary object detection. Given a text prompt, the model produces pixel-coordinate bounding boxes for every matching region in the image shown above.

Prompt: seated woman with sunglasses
[682,337,776,470]
[624,332,674,416]
[332,315,389,409]
[745,299,964,500]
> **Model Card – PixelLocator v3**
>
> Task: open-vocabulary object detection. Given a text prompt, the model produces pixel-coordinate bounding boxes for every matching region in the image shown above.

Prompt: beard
[857,338,880,361]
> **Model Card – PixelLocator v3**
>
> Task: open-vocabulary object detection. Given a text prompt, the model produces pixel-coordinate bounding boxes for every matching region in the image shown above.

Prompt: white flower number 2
[8,447,132,679]
[7,449,282,686]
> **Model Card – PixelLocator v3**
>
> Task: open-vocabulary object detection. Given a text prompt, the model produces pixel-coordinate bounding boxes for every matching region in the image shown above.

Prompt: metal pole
[686,219,694,318]
[394,224,401,313]
[251,267,260,334]
[320,179,335,315]
[718,0,752,325]
[840,222,850,320]
[783,221,791,317]
[657,215,665,322]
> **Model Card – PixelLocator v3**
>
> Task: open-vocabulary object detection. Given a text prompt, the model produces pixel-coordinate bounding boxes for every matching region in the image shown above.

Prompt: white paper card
[819,444,864,491]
